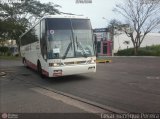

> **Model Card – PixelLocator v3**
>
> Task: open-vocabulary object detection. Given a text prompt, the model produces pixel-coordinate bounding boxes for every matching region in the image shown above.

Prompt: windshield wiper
[62,42,72,59]
[76,36,88,58]
[62,37,72,59]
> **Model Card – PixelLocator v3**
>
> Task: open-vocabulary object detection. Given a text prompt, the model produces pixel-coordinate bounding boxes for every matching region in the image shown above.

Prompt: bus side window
[40,19,47,60]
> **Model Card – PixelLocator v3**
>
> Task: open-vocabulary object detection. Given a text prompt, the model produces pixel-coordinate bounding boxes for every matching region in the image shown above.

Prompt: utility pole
[111,25,114,56]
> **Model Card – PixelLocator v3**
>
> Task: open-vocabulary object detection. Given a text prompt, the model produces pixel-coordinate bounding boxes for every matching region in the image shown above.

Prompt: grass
[0,55,21,60]
[116,45,160,56]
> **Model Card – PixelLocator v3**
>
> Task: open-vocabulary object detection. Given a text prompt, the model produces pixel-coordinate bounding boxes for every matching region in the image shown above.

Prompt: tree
[123,40,130,49]
[107,19,122,28]
[107,19,123,36]
[114,0,160,55]
[0,0,60,46]
[0,0,60,25]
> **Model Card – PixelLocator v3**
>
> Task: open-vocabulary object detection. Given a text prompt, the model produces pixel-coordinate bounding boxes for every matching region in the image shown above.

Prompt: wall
[114,33,160,53]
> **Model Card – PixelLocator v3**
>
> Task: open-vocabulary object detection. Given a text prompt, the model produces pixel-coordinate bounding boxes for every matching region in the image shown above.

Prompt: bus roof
[41,15,89,19]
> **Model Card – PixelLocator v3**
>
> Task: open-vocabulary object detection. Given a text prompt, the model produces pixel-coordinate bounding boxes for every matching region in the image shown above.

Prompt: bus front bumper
[48,64,96,77]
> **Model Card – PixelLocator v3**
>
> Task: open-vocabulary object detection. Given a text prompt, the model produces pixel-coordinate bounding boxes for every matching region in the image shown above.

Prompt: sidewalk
[0,76,99,119]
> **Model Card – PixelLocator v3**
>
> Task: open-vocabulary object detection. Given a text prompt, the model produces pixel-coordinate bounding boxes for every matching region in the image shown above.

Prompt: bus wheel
[37,62,45,78]
[23,58,28,68]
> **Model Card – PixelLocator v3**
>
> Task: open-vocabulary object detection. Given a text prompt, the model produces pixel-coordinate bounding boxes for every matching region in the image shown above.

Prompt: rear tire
[23,58,28,68]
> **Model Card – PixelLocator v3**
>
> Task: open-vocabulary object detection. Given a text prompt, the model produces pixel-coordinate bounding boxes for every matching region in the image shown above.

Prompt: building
[93,28,113,56]
[94,27,160,56]
[114,32,160,53]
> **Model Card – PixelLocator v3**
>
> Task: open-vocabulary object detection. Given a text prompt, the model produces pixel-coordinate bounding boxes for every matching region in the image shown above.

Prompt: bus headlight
[87,59,95,64]
[92,60,96,63]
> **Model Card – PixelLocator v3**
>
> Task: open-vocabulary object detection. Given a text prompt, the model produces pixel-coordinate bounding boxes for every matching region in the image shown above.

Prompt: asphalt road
[1,57,160,113]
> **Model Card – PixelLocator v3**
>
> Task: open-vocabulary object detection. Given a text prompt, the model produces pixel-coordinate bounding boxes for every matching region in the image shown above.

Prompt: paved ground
[1,57,160,116]
[0,60,100,119]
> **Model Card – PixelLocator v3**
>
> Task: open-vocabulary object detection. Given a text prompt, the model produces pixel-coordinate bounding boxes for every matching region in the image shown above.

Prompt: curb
[96,59,112,63]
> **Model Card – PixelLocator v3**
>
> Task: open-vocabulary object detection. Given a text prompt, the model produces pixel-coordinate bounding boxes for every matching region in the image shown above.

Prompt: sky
[40,0,122,28]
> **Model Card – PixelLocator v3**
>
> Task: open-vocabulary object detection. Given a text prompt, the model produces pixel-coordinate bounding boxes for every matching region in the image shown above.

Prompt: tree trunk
[134,46,138,56]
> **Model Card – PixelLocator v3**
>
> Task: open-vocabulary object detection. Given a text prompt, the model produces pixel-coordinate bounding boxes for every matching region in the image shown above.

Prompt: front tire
[23,58,28,68]
[37,62,45,78]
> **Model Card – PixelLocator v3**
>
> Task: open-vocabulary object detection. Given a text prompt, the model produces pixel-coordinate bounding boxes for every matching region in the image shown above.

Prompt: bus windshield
[47,18,95,59]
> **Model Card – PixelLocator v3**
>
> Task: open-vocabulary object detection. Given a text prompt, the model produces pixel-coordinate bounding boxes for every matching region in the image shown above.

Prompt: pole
[111,25,114,56]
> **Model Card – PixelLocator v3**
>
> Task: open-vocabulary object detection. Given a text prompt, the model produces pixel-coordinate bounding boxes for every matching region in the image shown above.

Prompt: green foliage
[0,46,9,55]
[116,48,134,56]
[0,55,21,60]
[15,54,19,57]
[0,0,60,46]
[116,45,160,56]
[0,19,26,39]
[7,51,12,56]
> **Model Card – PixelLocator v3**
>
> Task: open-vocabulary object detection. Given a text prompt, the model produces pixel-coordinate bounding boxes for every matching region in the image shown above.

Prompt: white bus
[20,15,96,77]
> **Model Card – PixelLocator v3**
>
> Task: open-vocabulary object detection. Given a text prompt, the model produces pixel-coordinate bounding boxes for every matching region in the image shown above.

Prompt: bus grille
[64,61,86,65]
